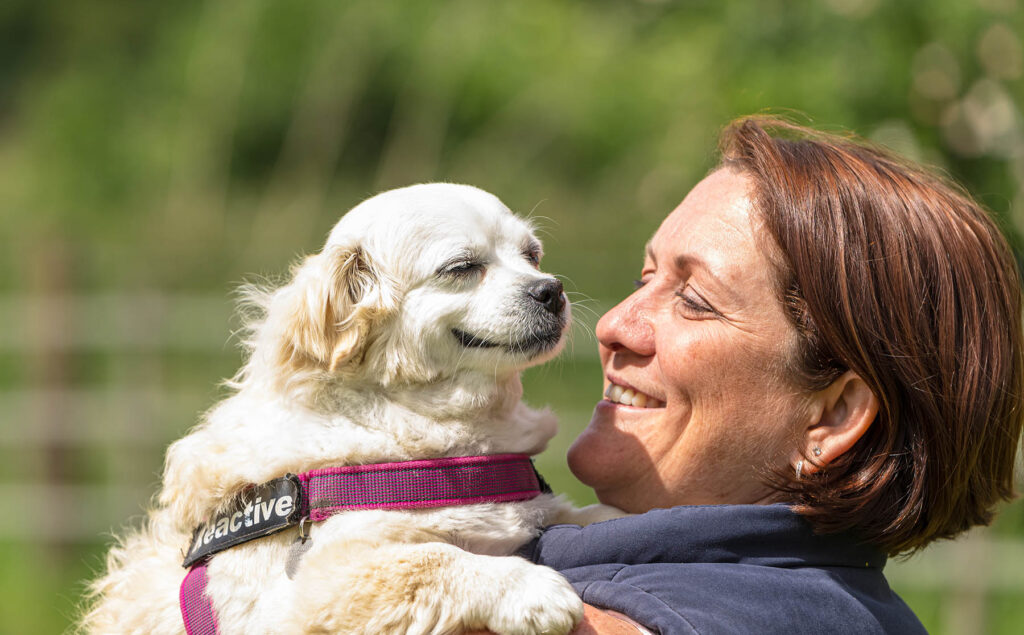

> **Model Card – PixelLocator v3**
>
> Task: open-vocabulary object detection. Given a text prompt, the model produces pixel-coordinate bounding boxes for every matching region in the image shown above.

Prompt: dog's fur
[82,183,619,634]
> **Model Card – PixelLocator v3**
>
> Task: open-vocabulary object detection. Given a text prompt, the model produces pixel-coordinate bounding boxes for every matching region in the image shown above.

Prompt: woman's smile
[602,380,665,409]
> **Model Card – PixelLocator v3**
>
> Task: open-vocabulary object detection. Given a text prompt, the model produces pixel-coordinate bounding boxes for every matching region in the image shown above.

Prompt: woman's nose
[596,288,656,357]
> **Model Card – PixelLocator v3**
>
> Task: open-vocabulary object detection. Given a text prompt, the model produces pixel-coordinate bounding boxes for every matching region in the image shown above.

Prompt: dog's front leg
[288,539,583,635]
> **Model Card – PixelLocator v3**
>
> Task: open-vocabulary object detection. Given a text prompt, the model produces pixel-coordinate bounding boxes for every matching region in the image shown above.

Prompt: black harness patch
[183,475,302,568]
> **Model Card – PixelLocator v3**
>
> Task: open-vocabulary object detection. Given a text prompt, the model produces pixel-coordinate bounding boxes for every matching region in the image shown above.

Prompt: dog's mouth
[451,326,563,356]
[452,328,502,349]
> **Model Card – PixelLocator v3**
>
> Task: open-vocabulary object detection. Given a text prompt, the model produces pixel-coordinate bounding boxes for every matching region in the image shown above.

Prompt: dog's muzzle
[519,277,568,354]
[451,277,568,356]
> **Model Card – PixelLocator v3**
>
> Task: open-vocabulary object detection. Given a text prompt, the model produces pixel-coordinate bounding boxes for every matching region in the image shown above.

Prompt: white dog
[83,183,620,634]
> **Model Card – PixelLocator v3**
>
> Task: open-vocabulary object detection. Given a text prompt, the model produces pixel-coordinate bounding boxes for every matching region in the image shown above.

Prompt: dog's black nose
[527,278,565,314]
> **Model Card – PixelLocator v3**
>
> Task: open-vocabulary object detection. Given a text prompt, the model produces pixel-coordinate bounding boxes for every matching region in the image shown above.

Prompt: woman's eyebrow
[680,254,735,298]
[646,240,739,303]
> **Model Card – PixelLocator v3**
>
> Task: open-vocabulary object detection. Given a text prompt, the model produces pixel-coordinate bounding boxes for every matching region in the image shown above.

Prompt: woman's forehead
[647,170,769,284]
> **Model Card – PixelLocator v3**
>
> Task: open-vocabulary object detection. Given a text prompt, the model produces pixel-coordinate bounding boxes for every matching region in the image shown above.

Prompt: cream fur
[81,183,622,635]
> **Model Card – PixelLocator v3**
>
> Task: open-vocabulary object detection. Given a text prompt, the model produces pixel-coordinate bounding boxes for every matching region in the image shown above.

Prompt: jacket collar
[527,503,886,571]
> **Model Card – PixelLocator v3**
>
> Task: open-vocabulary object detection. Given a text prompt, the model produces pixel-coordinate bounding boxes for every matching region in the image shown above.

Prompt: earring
[813,447,822,457]
[795,460,803,480]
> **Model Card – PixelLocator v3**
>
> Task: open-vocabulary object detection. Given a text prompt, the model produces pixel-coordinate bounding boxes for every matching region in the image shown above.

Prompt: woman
[531,118,1023,634]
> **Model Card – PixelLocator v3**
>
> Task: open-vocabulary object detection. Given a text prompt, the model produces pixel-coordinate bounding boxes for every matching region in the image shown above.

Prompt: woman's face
[568,168,813,511]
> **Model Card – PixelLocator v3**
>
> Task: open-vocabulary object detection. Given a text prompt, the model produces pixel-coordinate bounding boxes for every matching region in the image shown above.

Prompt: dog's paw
[485,559,583,635]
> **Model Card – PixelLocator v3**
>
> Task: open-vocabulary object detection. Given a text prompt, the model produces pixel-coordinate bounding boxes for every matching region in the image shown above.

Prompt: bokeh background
[2,0,1023,632]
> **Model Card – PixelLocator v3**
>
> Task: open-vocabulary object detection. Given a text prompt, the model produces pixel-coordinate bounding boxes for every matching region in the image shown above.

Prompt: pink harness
[179,454,548,634]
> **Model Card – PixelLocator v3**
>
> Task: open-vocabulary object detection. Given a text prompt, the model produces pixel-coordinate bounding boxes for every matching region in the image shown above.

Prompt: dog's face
[266,184,569,387]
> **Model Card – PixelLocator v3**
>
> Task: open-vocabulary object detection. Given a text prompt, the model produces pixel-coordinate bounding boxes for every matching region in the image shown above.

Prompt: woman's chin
[567,400,660,497]
[566,427,599,486]
[566,420,618,489]
[566,438,645,513]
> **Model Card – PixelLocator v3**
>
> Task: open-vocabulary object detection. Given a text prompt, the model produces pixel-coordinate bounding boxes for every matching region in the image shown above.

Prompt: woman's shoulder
[526,504,926,634]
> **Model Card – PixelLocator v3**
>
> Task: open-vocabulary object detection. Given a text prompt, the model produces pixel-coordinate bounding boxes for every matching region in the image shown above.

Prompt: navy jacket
[523,504,926,635]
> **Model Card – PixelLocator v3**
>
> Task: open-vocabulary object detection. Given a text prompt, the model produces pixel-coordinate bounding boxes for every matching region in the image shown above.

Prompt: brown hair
[720,116,1024,556]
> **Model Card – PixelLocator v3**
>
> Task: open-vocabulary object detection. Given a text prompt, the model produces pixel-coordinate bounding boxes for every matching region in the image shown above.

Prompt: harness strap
[299,454,547,518]
[180,563,219,635]
[179,454,549,635]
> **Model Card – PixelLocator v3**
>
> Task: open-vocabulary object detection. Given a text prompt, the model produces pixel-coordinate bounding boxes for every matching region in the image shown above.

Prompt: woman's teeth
[604,383,664,408]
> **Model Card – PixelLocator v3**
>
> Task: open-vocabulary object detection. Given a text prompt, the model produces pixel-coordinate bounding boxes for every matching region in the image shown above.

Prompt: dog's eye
[438,260,485,278]
[523,249,541,268]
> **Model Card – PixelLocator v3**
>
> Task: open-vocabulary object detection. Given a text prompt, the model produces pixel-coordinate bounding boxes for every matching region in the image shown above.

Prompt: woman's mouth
[603,382,665,409]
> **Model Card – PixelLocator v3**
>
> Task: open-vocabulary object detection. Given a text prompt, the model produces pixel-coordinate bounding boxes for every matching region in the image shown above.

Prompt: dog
[82,183,621,634]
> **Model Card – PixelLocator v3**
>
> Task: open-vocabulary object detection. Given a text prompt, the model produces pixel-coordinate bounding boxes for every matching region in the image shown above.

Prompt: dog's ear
[280,243,396,373]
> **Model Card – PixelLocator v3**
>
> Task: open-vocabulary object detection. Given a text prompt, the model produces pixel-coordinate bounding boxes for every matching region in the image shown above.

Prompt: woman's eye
[676,289,717,316]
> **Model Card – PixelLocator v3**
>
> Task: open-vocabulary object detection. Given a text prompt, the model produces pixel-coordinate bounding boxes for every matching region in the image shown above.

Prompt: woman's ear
[793,370,879,474]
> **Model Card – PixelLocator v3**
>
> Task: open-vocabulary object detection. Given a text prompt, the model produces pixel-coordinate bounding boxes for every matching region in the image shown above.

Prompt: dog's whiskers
[568,303,599,322]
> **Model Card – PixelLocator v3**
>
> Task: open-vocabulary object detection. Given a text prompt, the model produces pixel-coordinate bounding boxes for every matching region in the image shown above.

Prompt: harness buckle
[298,516,311,543]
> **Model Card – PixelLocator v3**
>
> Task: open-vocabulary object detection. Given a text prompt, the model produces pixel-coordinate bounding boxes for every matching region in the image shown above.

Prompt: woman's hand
[465,603,647,634]
[573,604,650,634]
